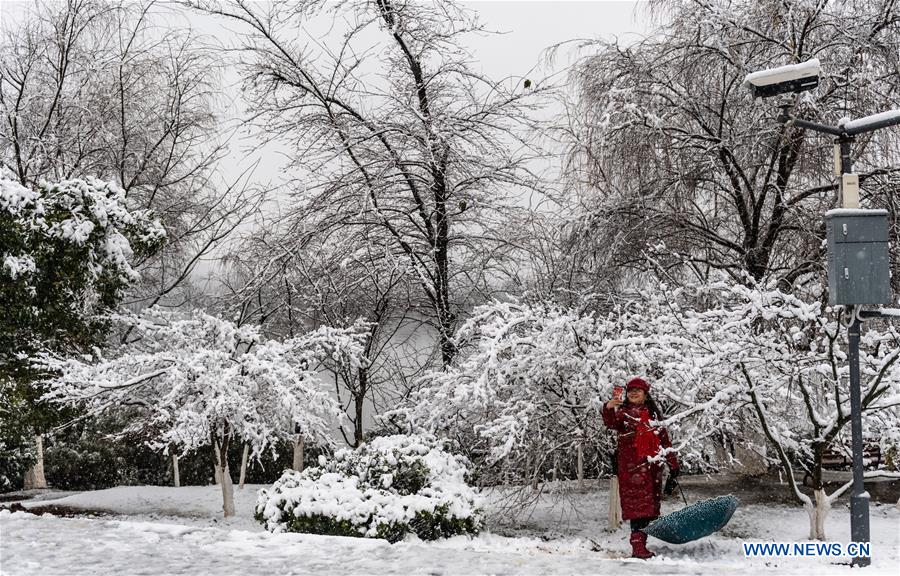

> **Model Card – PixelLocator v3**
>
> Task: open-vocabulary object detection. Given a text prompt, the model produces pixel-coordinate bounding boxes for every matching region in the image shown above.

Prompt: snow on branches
[391,290,738,488]
[38,307,370,516]
[566,0,900,285]
[0,173,165,289]
[1,172,165,350]
[40,308,369,460]
[1,172,167,489]
[395,276,900,507]
[396,300,610,477]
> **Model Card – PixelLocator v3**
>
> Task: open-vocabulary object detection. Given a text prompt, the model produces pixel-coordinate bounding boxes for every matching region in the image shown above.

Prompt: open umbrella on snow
[644,494,740,544]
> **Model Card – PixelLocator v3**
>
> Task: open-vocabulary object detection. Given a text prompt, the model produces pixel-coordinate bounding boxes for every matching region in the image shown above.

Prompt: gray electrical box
[825,209,891,305]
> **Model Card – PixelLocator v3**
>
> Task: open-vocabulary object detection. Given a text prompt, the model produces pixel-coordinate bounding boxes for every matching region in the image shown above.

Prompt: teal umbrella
[644,495,740,544]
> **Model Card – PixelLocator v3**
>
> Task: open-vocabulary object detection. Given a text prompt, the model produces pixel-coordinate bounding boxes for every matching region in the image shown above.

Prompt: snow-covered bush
[255,434,482,542]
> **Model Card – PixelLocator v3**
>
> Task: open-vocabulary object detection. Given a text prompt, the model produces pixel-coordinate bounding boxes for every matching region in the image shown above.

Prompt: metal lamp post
[745,59,900,568]
[784,110,900,568]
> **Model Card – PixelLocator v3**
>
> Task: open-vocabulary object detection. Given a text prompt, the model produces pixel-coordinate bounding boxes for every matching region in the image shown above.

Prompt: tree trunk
[238,444,249,489]
[804,488,830,540]
[354,365,368,446]
[292,436,305,472]
[213,442,222,485]
[608,475,622,530]
[24,434,47,490]
[172,453,180,488]
[214,436,235,517]
[218,463,235,517]
[577,443,585,489]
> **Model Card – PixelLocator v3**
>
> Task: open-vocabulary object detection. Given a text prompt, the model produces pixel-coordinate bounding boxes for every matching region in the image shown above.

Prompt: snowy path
[0,511,830,576]
[4,509,898,576]
[1,484,898,575]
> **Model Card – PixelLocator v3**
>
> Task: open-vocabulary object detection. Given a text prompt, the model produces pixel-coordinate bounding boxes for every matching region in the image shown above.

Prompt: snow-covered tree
[0,173,164,489]
[0,0,258,313]
[564,0,900,286]
[395,272,900,535]
[223,219,443,448]
[394,300,613,489]
[191,0,548,367]
[650,274,900,539]
[40,308,369,516]
[390,289,746,492]
[735,304,900,539]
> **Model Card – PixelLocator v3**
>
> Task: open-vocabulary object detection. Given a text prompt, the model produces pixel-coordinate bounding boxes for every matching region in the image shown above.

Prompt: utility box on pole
[826,209,892,305]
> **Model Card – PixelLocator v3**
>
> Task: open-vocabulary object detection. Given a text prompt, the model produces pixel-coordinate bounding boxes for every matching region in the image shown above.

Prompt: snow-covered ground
[1,481,898,575]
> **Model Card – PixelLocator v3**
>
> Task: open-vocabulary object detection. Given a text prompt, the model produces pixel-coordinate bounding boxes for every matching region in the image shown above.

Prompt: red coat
[603,403,679,520]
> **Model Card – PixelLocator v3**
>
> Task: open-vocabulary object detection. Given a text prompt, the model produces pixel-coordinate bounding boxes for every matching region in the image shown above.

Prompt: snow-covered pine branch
[1,174,166,291]
[1,171,165,489]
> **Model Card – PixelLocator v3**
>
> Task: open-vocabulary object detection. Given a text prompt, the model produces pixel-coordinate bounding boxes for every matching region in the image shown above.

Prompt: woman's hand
[664,467,680,495]
[605,397,624,410]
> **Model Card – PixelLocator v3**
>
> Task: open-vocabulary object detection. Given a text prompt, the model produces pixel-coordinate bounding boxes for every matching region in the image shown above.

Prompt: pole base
[849,493,871,567]
[851,556,871,568]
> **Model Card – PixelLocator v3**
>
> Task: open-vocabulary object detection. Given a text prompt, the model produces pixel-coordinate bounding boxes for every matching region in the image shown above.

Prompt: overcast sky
[0,0,654,278]
[0,0,653,182]
[208,1,654,194]
[432,1,651,81]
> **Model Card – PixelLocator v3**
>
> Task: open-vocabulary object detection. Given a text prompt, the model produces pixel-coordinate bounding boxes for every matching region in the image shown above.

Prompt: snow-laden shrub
[255,434,482,542]
[0,439,33,492]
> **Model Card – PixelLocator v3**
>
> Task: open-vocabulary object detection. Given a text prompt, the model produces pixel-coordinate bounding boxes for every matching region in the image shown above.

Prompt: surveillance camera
[743,59,821,99]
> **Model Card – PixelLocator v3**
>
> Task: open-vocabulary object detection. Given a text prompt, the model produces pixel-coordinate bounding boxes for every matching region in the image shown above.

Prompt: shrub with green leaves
[0,380,35,492]
[255,434,482,542]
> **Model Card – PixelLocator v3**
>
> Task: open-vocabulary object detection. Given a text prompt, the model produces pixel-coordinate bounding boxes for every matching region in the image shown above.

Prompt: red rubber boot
[630,531,655,559]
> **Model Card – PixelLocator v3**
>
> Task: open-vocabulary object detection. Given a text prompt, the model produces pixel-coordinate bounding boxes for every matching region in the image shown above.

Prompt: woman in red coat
[603,377,679,559]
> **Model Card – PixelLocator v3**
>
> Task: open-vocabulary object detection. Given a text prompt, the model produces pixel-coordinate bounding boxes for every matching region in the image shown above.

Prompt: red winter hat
[626,377,650,392]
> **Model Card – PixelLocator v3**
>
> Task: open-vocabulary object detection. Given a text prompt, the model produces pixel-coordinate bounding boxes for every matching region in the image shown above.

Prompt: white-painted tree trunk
[213,442,222,485]
[238,444,249,489]
[292,436,304,472]
[24,434,48,489]
[216,463,235,517]
[608,475,622,530]
[172,453,180,487]
[803,488,830,540]
[211,432,235,517]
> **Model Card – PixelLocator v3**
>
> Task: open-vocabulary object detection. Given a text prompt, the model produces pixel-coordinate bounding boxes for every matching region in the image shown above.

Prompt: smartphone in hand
[613,385,625,402]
